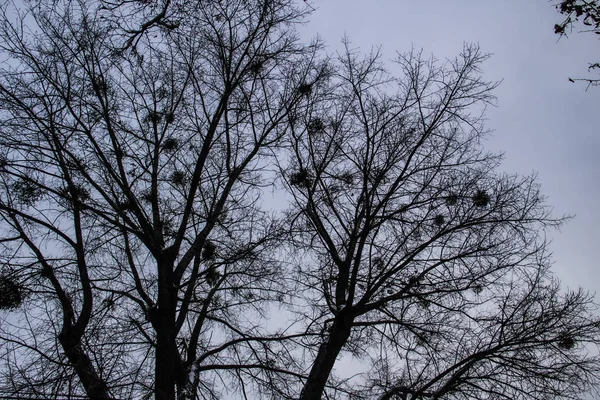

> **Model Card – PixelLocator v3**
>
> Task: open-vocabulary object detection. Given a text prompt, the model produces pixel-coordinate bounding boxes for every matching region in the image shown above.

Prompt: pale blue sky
[301,0,600,292]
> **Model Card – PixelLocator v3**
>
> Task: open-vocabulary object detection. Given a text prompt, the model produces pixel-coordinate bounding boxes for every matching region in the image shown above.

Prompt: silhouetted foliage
[558,334,577,349]
[472,189,490,207]
[306,118,325,135]
[204,267,221,287]
[0,276,22,310]
[433,214,445,226]
[170,170,187,186]
[554,0,600,86]
[162,137,179,152]
[289,168,313,189]
[202,241,217,261]
[297,83,313,96]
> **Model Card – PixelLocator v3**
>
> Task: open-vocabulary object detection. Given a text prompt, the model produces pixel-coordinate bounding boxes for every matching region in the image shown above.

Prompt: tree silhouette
[283,42,600,399]
[0,0,324,398]
[0,1,598,400]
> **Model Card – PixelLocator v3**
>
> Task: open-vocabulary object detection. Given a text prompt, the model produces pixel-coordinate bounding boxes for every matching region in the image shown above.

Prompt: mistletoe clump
[170,170,187,186]
[297,82,312,96]
[0,276,22,310]
[162,137,179,152]
[289,168,312,189]
[446,193,458,206]
[338,171,355,186]
[433,214,445,226]
[202,240,217,261]
[13,180,43,206]
[307,118,325,135]
[472,190,490,207]
[205,268,221,286]
[145,110,162,124]
[557,334,576,350]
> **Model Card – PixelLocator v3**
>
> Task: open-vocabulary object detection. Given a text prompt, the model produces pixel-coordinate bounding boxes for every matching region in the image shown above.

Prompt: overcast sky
[300,0,600,293]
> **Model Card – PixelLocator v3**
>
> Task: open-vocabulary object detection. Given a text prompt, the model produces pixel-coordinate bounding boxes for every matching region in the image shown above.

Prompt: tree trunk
[299,314,353,400]
[59,329,111,400]
[155,257,183,400]
[155,316,176,400]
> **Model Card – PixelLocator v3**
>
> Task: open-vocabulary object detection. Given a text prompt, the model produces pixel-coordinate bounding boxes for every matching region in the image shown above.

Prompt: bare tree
[0,0,599,399]
[0,0,325,399]
[282,42,600,399]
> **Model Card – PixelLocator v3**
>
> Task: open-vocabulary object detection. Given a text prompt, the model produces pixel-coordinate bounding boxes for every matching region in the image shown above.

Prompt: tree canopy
[0,1,598,399]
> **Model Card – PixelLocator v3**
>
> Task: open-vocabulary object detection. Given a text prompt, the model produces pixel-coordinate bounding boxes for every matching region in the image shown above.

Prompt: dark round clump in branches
[145,111,162,124]
[165,112,175,123]
[472,190,490,207]
[307,118,325,135]
[433,214,445,226]
[0,276,23,310]
[472,284,484,294]
[416,333,429,346]
[140,189,153,204]
[102,296,115,310]
[91,76,108,93]
[408,275,421,289]
[446,193,458,206]
[162,137,179,152]
[338,171,355,186]
[297,82,312,96]
[265,358,277,368]
[289,168,312,189]
[205,268,221,286]
[557,334,576,350]
[249,61,264,75]
[160,219,176,238]
[330,119,341,131]
[13,180,43,206]
[202,240,217,261]
[170,170,186,186]
[216,210,228,224]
